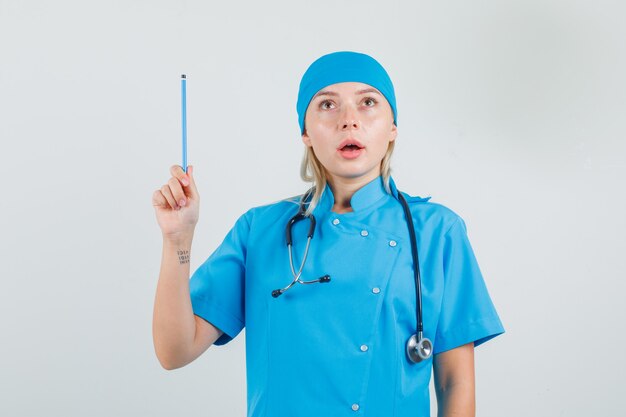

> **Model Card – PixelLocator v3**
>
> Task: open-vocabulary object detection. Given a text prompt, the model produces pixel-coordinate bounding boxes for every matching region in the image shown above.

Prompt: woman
[152,51,504,417]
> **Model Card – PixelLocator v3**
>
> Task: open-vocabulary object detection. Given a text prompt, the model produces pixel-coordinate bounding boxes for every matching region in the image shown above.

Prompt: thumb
[185,165,199,198]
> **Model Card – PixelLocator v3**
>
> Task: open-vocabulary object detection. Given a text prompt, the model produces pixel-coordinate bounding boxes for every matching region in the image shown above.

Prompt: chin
[330,169,380,181]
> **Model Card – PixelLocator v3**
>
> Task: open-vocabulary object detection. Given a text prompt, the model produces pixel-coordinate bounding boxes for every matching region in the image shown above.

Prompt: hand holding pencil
[152,164,200,239]
[152,75,198,239]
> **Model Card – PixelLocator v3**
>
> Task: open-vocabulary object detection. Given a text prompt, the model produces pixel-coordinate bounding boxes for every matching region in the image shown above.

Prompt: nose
[340,105,359,130]
[341,120,359,130]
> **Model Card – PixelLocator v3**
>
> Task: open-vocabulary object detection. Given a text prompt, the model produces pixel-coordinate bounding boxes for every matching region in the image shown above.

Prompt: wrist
[162,231,194,247]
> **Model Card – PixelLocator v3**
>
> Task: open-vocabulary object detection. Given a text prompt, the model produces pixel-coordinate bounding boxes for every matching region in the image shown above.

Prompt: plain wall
[1,0,625,415]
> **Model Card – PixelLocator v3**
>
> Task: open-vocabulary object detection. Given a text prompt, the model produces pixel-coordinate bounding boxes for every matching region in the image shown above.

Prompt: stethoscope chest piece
[406,333,433,363]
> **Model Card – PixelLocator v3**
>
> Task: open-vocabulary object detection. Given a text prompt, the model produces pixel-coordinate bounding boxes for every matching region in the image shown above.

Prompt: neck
[327,172,380,214]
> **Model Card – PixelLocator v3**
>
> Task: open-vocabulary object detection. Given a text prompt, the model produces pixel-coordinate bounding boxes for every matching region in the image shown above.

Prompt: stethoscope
[271,187,433,364]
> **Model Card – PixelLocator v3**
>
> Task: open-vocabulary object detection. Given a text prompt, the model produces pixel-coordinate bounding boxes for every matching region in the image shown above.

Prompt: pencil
[181,74,187,173]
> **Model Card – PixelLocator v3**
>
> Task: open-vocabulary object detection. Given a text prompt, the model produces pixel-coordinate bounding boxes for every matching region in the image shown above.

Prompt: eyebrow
[312,87,381,100]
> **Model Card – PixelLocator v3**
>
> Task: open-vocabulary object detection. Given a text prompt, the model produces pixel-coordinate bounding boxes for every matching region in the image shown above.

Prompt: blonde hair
[299,140,395,216]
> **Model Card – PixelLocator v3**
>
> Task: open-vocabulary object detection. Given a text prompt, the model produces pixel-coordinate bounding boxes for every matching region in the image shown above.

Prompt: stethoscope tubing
[397,192,424,334]
[272,186,432,363]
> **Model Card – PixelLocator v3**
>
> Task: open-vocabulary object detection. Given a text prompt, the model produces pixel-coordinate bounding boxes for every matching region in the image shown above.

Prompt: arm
[151,165,224,370]
[152,235,224,370]
[433,342,476,417]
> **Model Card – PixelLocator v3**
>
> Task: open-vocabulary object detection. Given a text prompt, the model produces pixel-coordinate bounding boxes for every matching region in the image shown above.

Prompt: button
[351,404,360,411]
[360,344,369,352]
[372,287,380,294]
[332,218,340,225]
[360,230,369,237]
[389,240,397,247]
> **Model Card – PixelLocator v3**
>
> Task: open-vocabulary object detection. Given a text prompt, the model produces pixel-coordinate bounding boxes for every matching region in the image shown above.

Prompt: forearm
[433,343,476,417]
[436,380,475,417]
[152,233,196,369]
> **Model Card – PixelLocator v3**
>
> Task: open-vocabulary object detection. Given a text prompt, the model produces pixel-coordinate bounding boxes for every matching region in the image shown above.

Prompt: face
[302,82,397,186]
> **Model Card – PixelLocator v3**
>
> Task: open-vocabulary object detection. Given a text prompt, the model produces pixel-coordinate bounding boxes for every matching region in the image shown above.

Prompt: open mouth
[338,138,365,151]
[338,140,364,159]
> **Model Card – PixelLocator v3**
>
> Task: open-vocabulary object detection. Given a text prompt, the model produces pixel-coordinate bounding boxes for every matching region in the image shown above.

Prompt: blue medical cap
[296,51,397,135]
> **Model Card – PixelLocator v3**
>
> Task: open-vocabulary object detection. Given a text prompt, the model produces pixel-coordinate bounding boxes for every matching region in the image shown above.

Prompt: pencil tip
[181,74,186,79]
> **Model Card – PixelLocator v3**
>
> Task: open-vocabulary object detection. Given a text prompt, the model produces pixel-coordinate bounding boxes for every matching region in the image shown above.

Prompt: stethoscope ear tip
[271,289,283,298]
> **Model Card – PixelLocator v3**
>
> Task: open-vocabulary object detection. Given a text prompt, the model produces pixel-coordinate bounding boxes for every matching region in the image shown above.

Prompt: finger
[160,184,179,210]
[169,164,198,200]
[167,177,187,208]
[185,165,199,198]
[152,190,168,208]
[170,164,191,189]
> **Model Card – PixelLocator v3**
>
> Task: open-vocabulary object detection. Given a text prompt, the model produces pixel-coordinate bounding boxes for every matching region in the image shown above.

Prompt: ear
[389,123,398,143]
[301,129,312,147]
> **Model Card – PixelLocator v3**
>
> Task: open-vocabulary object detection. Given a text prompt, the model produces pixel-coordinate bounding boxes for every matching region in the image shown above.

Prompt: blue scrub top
[189,175,504,417]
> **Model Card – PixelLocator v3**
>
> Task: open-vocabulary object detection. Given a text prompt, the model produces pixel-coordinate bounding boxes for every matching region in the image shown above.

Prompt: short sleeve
[433,216,504,354]
[189,211,250,346]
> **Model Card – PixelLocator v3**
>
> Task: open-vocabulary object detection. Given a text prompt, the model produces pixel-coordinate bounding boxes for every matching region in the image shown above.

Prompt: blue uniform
[189,175,504,417]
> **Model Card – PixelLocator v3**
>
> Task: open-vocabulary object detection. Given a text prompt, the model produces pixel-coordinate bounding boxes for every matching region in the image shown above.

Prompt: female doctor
[152,51,504,417]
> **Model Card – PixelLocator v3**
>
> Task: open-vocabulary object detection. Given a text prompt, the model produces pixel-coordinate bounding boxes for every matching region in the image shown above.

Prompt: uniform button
[360,344,369,352]
[332,218,340,225]
[389,240,397,247]
[360,230,369,237]
[372,287,381,294]
[351,404,360,411]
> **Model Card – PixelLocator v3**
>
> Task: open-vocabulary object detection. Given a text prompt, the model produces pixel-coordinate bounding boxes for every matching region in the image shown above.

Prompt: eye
[363,97,378,107]
[319,100,335,110]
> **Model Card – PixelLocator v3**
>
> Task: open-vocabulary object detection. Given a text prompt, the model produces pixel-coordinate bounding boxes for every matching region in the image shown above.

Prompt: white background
[1,0,625,416]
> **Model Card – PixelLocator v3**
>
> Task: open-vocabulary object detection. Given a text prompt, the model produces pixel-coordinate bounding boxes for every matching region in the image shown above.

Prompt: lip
[337,138,365,150]
[337,137,364,160]
[338,147,363,160]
